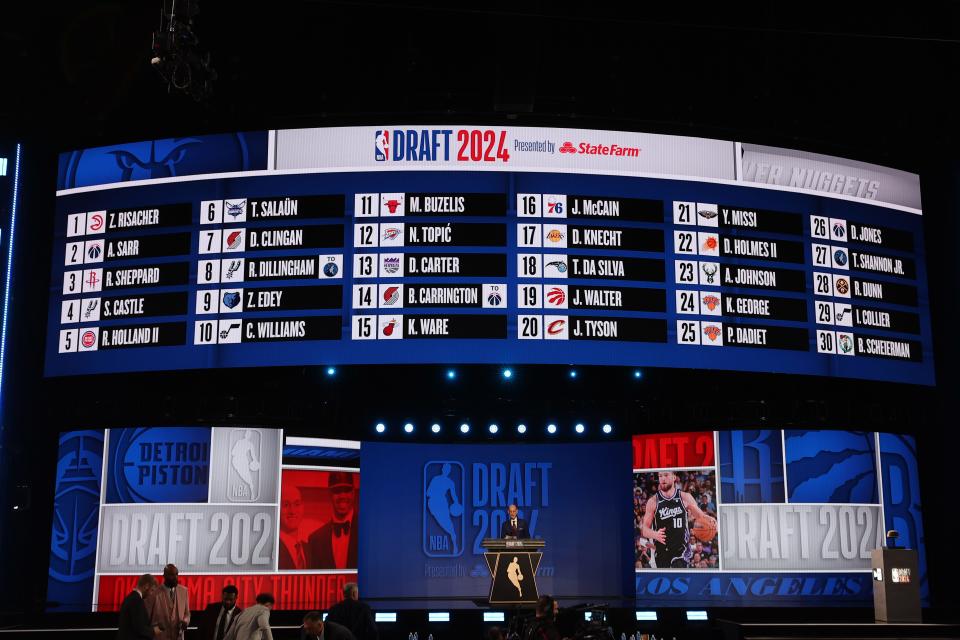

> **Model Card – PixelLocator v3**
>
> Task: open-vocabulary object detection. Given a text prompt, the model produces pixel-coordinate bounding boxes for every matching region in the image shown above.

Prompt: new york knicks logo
[423,461,465,557]
[375,130,390,161]
[228,429,262,502]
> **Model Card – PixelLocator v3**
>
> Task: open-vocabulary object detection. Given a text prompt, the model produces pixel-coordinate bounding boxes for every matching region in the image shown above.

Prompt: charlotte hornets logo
[48,431,103,587]
[109,139,201,181]
[423,461,465,557]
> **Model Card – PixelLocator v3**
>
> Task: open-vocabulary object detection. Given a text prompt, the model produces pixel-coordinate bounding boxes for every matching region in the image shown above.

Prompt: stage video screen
[47,127,933,384]
[633,431,928,607]
[46,428,927,611]
[45,428,359,612]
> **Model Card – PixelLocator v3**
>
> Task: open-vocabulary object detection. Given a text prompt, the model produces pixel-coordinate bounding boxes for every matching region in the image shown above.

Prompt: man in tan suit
[145,564,190,640]
[224,593,274,640]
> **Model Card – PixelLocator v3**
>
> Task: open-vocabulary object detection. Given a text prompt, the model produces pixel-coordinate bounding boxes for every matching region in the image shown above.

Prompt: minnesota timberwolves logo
[49,431,103,586]
[423,461,465,557]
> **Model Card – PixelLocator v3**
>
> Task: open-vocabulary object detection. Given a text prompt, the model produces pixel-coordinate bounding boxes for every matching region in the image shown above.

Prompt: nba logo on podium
[423,461,465,557]
[227,429,263,502]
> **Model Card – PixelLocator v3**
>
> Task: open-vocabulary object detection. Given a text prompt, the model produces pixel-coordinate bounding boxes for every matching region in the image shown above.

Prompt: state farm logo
[557,141,640,157]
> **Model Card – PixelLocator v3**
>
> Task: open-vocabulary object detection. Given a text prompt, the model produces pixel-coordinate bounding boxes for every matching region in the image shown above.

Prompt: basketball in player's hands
[691,519,717,542]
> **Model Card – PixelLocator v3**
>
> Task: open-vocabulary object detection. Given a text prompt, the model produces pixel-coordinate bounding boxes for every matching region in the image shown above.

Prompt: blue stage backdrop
[359,441,635,606]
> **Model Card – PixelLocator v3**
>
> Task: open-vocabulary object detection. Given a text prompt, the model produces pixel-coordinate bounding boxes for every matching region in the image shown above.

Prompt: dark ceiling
[3,1,960,169]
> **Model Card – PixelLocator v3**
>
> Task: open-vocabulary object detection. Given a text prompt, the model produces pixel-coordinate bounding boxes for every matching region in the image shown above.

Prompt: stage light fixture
[502,368,513,379]
[547,423,557,434]
[428,612,450,622]
[326,366,336,376]
[404,423,414,434]
[460,423,470,434]
[489,424,498,434]
[686,610,708,621]
[431,423,441,434]
[517,424,527,434]
[602,423,613,434]
[575,423,585,434]
[375,613,397,623]
[635,611,657,621]
[446,369,456,380]
[569,369,577,378]
[633,369,643,379]
[484,612,505,623]
[375,423,386,434]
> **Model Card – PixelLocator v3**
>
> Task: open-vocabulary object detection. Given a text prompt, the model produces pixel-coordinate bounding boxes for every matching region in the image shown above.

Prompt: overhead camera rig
[150,0,216,103]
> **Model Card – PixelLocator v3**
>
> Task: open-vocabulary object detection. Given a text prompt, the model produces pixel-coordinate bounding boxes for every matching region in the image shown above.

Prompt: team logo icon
[83,300,99,319]
[703,325,721,342]
[222,291,241,309]
[225,231,244,250]
[698,208,718,221]
[383,257,401,274]
[85,271,100,289]
[838,333,854,354]
[383,227,402,241]
[81,330,97,348]
[545,229,565,243]
[223,260,242,280]
[545,260,567,273]
[559,142,576,154]
[702,295,720,311]
[382,286,400,306]
[375,130,389,161]
[547,287,566,306]
[48,431,102,589]
[701,263,718,284]
[835,277,850,295]
[487,291,503,306]
[832,222,846,238]
[833,249,848,266]
[86,243,102,260]
[227,429,262,502]
[382,318,399,337]
[220,322,241,340]
[423,461,465,557]
[701,235,718,253]
[323,262,339,277]
[88,213,104,232]
[225,199,246,219]
[547,319,566,335]
[381,193,405,215]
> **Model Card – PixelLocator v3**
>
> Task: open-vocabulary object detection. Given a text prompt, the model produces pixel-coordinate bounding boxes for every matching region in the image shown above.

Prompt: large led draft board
[47,127,932,383]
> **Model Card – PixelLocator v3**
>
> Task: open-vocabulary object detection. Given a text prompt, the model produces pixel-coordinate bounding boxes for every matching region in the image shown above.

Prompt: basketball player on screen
[639,471,717,568]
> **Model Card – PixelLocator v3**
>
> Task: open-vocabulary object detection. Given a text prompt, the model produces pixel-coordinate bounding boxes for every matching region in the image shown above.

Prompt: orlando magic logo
[423,461,465,557]
[48,431,103,591]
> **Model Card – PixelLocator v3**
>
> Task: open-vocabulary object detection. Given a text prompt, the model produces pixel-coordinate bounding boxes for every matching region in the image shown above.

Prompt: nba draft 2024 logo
[228,429,263,502]
[48,430,103,607]
[423,461,465,557]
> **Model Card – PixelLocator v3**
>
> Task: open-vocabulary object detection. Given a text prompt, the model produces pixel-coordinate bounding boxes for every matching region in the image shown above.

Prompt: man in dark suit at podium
[500,504,530,539]
[118,574,159,640]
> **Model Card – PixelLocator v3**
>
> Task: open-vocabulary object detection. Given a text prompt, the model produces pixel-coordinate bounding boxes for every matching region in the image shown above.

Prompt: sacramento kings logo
[383,257,401,274]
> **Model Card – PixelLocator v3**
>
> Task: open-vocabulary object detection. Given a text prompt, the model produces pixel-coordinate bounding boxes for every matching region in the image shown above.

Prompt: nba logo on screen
[227,429,263,502]
[423,461,465,557]
[375,130,390,161]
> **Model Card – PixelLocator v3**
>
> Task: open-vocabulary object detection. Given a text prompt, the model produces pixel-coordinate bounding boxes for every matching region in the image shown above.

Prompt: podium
[872,547,921,623]
[481,538,545,605]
